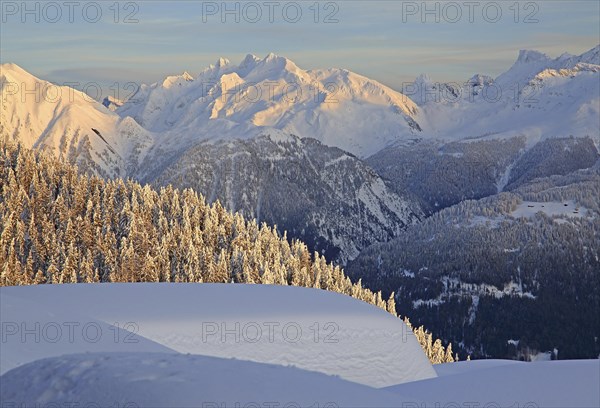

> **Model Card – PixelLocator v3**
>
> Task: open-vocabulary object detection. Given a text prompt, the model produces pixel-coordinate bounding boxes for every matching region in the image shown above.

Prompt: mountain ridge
[2,45,598,264]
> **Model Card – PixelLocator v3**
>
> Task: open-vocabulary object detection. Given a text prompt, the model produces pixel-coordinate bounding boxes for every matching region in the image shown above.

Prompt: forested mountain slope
[149,132,422,263]
[368,136,599,215]
[348,161,600,360]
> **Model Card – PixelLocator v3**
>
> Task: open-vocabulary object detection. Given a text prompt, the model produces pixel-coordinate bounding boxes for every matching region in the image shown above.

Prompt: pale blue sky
[1,1,599,92]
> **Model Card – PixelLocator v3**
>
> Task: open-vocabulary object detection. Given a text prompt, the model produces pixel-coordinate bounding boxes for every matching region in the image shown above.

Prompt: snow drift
[0,283,437,387]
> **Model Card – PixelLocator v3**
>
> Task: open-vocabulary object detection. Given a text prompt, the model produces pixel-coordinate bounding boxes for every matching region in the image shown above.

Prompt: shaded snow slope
[2,338,597,408]
[433,359,522,376]
[0,283,436,387]
[386,359,600,408]
[0,292,176,375]
[0,352,406,408]
[1,285,597,408]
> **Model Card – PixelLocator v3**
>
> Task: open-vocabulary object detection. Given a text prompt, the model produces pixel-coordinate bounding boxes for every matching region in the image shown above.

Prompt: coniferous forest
[348,163,600,360]
[0,141,455,364]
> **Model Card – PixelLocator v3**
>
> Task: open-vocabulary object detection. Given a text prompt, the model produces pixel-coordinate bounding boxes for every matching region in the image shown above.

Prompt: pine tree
[444,342,455,363]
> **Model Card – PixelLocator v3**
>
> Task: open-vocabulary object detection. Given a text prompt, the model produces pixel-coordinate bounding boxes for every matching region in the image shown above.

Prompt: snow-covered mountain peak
[1,63,156,179]
[161,71,194,89]
[578,44,600,65]
[502,46,599,78]
[516,49,551,65]
[1,62,31,82]
[237,53,261,76]
[1,63,56,94]
[241,53,260,64]
[410,45,600,144]
[1,62,108,118]
[249,52,305,80]
[214,57,231,69]
[263,52,290,65]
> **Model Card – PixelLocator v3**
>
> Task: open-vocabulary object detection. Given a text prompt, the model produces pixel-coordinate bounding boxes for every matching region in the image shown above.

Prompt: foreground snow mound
[0,352,405,408]
[0,292,175,375]
[0,284,436,387]
[386,359,600,408]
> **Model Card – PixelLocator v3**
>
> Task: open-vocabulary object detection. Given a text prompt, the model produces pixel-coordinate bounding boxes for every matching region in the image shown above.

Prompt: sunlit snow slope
[0,64,153,178]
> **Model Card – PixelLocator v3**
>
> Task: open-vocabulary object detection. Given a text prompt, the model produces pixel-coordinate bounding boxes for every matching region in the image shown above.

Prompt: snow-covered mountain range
[117,53,422,159]
[409,46,600,143]
[3,46,598,177]
[1,46,598,262]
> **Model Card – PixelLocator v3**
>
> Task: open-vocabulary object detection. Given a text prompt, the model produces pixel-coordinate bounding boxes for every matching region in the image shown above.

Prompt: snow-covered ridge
[149,131,422,263]
[1,352,406,408]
